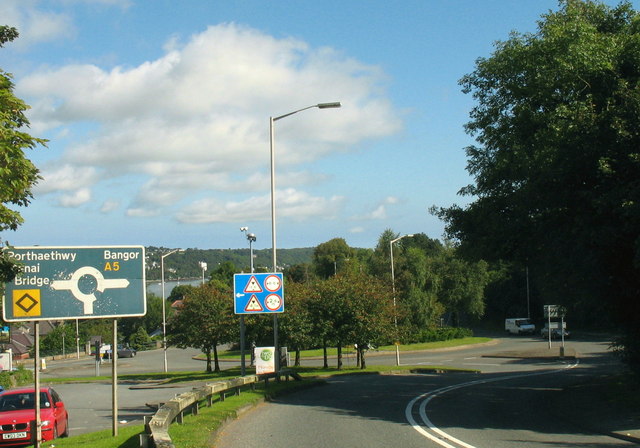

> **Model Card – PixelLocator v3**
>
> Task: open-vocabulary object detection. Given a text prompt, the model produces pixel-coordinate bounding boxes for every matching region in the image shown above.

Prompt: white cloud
[100,200,119,213]
[18,23,401,223]
[58,188,91,207]
[351,196,401,221]
[0,1,75,48]
[175,188,344,224]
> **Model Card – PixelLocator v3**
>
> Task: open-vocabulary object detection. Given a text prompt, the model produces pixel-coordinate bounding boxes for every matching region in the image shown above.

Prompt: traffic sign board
[234,273,284,314]
[3,246,146,321]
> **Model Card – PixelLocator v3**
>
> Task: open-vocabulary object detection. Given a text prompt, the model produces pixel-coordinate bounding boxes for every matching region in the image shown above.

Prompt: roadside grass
[214,336,492,359]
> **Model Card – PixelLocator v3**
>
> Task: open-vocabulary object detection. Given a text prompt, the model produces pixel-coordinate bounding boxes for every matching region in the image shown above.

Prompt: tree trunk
[295,348,301,367]
[337,343,342,370]
[360,347,367,369]
[323,340,328,368]
[213,344,220,372]
[204,347,212,373]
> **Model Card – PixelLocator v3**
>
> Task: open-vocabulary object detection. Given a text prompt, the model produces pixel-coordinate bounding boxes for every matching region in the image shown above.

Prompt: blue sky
[2,0,635,251]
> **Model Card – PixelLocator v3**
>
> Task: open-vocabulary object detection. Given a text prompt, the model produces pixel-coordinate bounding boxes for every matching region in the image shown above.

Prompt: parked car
[0,387,68,446]
[541,324,570,339]
[103,345,137,359]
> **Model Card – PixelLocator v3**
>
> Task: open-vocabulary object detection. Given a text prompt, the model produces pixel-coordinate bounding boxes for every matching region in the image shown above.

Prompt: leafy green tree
[209,261,237,289]
[167,284,237,372]
[432,0,640,367]
[0,26,46,282]
[312,238,353,279]
[120,293,164,343]
[312,272,394,369]
[167,284,196,303]
[277,281,315,366]
[38,323,76,357]
[128,326,151,351]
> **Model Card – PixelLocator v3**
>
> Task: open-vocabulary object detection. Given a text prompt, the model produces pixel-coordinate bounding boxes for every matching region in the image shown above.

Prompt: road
[214,334,634,448]
[35,333,626,444]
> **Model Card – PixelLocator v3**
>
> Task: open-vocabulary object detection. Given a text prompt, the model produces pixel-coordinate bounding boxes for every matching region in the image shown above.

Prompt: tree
[167,284,238,372]
[0,26,46,282]
[312,272,395,369]
[277,282,315,366]
[432,1,640,366]
[312,238,353,279]
[209,261,237,289]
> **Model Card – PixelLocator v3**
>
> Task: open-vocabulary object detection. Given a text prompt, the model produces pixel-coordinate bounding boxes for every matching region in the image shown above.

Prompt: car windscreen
[0,392,51,411]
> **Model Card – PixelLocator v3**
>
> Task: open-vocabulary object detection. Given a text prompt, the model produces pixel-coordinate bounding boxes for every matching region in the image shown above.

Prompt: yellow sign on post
[12,290,41,317]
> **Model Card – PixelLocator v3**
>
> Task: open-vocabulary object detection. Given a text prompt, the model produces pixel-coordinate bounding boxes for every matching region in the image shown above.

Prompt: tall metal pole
[34,322,41,448]
[390,234,414,366]
[269,102,341,376]
[161,249,182,373]
[161,254,168,373]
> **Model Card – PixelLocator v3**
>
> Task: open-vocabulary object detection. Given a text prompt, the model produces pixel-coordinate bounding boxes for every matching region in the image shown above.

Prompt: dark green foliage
[0,365,32,390]
[0,26,46,283]
[433,0,640,369]
[407,326,474,344]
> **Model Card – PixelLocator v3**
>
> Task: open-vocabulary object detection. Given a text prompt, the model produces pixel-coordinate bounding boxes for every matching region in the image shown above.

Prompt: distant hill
[145,246,314,280]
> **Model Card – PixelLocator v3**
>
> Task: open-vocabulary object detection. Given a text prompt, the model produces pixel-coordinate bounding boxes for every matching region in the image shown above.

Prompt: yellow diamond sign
[13,290,41,317]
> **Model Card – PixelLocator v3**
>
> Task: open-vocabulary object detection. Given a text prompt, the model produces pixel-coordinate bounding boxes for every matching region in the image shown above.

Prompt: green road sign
[2,246,146,322]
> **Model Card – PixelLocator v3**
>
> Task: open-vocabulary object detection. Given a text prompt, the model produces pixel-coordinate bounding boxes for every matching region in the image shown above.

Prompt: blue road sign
[234,272,284,314]
[3,246,146,322]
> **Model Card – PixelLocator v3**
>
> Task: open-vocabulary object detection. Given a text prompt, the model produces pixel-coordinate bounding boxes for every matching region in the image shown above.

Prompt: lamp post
[240,227,257,376]
[199,261,207,285]
[161,249,183,373]
[390,234,414,366]
[269,102,341,375]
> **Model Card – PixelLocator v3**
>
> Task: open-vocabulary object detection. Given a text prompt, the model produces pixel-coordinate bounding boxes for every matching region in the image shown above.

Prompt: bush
[407,326,473,344]
[0,365,33,390]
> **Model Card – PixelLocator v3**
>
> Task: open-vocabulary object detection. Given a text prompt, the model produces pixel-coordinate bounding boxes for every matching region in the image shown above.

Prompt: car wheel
[62,416,69,437]
[53,424,58,440]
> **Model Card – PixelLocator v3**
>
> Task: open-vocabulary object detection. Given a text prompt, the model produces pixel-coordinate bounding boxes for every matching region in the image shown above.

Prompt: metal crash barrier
[141,370,300,448]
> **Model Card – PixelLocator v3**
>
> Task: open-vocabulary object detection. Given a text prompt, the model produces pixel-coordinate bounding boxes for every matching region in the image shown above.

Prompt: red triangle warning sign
[245,295,264,312]
[244,276,263,293]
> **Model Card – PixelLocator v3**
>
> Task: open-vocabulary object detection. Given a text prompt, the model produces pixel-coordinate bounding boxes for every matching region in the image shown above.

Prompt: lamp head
[317,102,341,109]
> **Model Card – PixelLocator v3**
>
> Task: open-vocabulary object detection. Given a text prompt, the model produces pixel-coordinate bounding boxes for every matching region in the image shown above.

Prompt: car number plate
[3,432,27,439]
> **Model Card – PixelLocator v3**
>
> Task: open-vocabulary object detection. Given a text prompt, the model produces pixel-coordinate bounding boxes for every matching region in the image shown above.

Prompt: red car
[0,387,69,446]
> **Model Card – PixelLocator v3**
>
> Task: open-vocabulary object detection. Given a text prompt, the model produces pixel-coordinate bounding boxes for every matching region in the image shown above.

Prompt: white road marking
[405,361,579,447]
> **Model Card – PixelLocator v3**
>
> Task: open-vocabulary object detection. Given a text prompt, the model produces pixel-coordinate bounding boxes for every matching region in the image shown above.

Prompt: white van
[505,318,536,335]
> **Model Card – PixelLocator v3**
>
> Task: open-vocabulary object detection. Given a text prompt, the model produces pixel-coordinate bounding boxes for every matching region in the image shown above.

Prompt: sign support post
[34,321,41,448]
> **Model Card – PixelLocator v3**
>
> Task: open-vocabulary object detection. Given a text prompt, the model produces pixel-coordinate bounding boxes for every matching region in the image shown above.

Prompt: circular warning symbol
[265,294,282,311]
[264,275,282,292]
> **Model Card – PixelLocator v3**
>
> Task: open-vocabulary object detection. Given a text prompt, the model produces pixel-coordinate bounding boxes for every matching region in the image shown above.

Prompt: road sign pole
[34,321,41,448]
[112,319,118,437]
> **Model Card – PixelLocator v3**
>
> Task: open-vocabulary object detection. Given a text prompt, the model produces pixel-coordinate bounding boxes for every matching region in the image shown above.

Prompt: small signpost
[544,304,567,353]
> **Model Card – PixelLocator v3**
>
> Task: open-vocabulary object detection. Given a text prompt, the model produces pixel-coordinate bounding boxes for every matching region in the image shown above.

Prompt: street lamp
[161,248,183,373]
[240,227,257,376]
[241,227,257,273]
[269,102,341,271]
[390,234,414,366]
[199,261,207,285]
[269,102,341,376]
